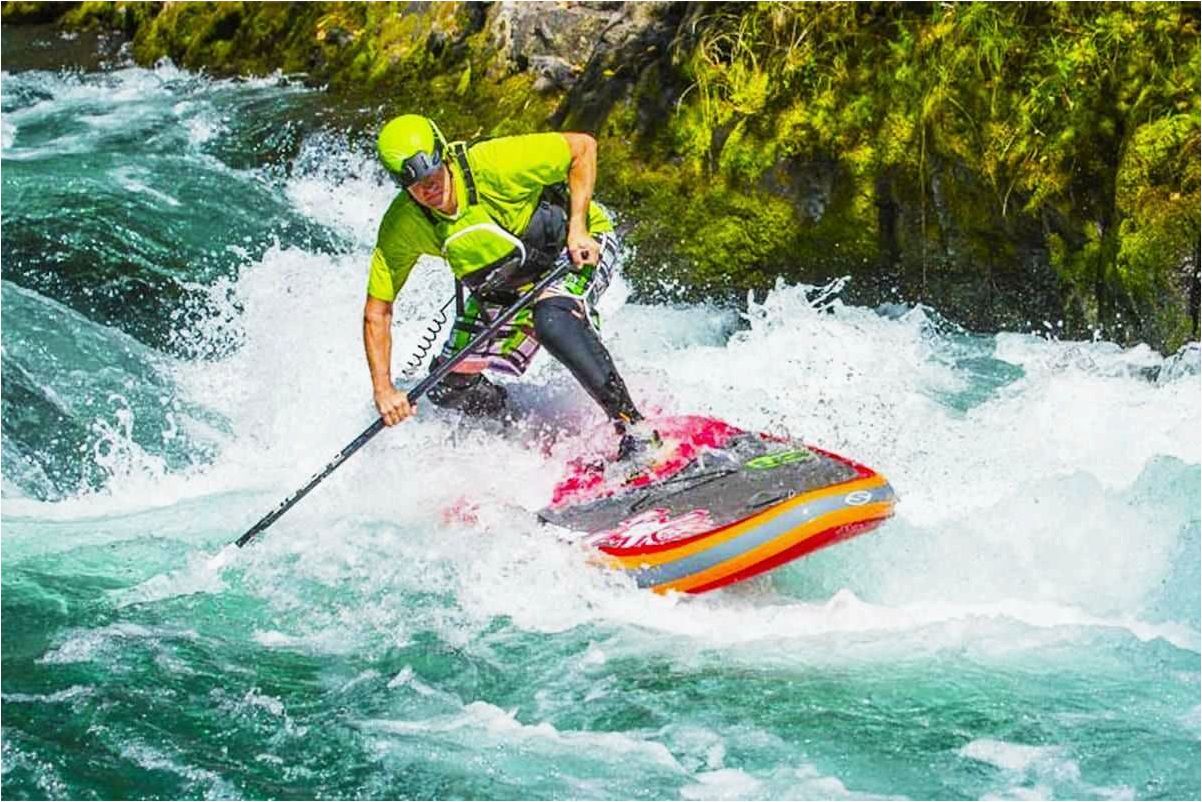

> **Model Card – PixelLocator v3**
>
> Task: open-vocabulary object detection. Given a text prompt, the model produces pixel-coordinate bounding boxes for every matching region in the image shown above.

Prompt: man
[363,114,653,458]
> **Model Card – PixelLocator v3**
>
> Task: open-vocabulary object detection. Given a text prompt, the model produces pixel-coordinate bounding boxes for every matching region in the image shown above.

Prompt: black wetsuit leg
[533,295,641,426]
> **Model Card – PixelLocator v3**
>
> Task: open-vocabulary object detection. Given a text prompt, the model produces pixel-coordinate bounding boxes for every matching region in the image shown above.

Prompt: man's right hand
[374,386,416,426]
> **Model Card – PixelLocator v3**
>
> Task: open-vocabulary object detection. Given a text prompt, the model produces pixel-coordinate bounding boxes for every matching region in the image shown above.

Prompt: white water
[4,130,1199,659]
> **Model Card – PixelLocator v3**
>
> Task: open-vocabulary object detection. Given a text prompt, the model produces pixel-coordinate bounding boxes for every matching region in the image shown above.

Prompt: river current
[2,55,1199,800]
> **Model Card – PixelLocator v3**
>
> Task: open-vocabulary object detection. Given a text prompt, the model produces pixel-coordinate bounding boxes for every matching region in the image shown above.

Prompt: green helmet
[377,114,447,188]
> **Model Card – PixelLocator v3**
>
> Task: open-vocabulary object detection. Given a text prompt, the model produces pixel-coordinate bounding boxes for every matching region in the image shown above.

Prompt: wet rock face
[1181,249,1200,333]
[547,2,686,134]
[528,54,576,94]
[490,2,620,86]
[489,2,676,99]
[761,158,840,224]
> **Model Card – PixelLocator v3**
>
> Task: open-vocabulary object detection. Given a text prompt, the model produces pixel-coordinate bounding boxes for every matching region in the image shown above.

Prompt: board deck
[539,416,896,593]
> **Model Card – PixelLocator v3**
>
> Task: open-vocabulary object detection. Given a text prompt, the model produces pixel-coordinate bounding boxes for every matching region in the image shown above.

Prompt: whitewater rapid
[2,59,1198,800]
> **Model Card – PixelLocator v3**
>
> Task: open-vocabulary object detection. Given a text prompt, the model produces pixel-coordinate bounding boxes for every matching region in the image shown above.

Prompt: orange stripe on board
[650,501,895,594]
[603,475,887,570]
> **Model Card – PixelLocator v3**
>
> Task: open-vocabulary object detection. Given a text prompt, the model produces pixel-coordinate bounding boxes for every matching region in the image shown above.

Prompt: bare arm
[561,132,599,266]
[363,295,414,425]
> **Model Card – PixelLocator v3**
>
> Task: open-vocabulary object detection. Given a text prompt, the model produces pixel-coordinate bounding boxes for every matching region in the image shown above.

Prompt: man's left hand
[567,230,601,266]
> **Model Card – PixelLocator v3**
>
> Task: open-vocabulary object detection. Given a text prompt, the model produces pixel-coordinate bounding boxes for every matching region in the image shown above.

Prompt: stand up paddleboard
[538,416,896,593]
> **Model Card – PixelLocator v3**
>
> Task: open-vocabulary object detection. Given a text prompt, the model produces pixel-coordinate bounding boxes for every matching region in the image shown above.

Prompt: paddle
[232,261,575,548]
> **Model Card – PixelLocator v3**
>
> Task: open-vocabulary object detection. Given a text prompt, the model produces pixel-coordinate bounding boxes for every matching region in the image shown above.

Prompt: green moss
[600,139,878,301]
[647,1,1199,343]
[58,1,154,34]
[13,0,1199,351]
[2,1,79,24]
[1111,113,1201,351]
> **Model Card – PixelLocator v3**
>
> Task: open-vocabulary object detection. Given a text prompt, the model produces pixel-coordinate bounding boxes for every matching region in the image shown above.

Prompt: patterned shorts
[439,231,621,376]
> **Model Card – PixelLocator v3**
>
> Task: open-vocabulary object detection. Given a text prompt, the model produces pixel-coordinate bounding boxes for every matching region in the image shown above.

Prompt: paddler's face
[408,164,451,210]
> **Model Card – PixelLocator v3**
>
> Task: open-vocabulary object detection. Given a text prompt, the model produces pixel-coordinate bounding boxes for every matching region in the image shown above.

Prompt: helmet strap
[429,118,449,156]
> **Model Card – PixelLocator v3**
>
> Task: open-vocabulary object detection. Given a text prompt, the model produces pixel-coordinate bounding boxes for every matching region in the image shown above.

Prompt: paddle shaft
[234,262,574,548]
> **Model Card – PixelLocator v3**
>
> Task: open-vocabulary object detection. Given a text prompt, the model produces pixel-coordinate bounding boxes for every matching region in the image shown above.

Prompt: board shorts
[438,231,621,376]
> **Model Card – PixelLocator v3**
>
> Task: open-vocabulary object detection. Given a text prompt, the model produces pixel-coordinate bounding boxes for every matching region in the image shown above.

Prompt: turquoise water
[2,53,1200,801]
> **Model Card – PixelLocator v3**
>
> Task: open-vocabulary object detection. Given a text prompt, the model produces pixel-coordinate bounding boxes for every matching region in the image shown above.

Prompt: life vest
[432,141,569,298]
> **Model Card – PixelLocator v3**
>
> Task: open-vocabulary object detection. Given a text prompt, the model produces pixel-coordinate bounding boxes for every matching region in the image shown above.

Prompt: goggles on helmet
[394,146,443,188]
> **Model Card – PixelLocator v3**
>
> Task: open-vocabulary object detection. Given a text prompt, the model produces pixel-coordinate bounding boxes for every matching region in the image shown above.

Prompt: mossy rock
[2,1,79,24]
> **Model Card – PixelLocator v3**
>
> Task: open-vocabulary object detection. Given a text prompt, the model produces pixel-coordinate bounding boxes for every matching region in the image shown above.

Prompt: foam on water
[1,62,237,160]
[0,738,71,799]
[1,685,94,705]
[961,739,1138,801]
[682,764,908,801]
[960,739,1074,775]
[118,741,238,799]
[360,700,689,800]
[1,114,16,149]
[37,623,200,665]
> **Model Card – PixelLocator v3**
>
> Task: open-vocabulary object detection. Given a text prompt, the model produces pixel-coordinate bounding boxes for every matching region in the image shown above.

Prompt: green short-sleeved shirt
[368,132,614,302]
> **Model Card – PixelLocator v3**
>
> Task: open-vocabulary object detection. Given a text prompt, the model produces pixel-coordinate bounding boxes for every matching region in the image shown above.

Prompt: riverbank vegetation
[4,1,1197,351]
